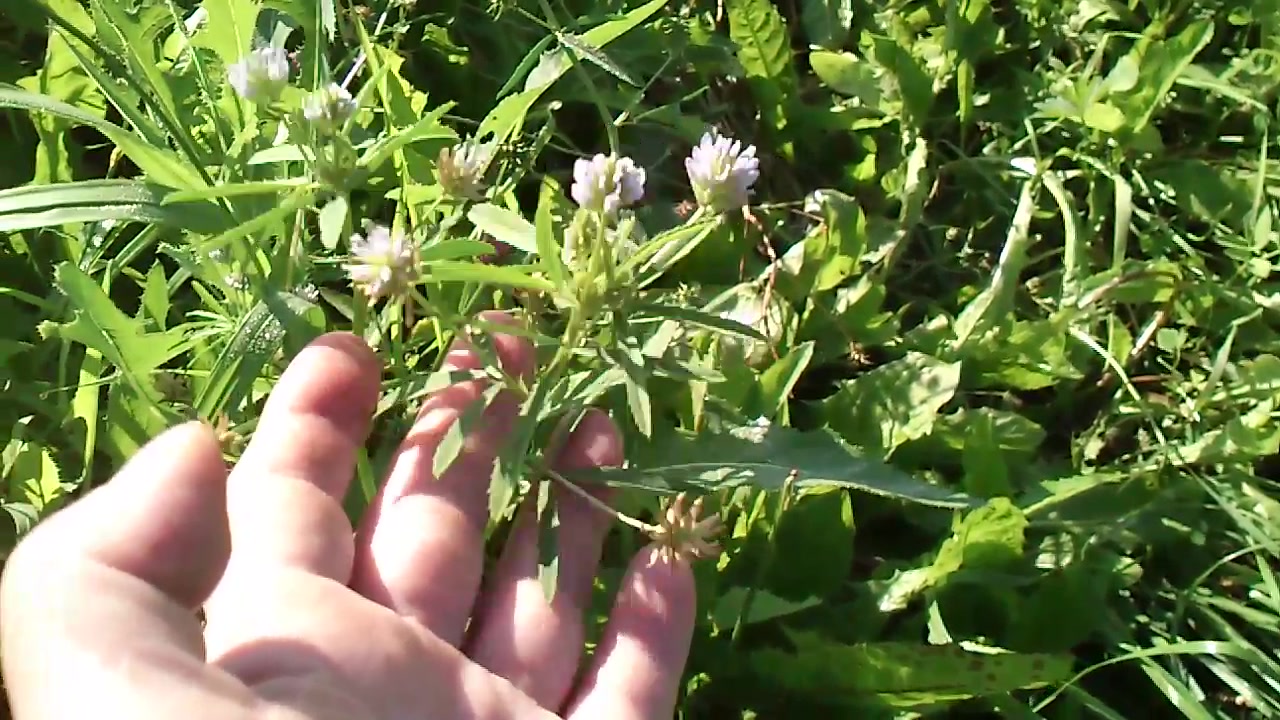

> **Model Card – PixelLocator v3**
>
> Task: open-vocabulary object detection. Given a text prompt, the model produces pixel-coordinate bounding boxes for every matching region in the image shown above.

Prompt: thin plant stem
[546,468,656,534]
[532,0,620,155]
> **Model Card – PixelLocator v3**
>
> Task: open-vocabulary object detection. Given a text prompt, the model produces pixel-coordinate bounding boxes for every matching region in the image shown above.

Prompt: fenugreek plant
[11,0,1280,716]
[2,0,971,602]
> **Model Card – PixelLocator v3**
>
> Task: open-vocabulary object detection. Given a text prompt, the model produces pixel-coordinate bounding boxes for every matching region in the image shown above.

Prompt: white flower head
[437,139,493,200]
[345,224,418,300]
[303,83,357,134]
[685,130,760,214]
[228,47,291,103]
[571,153,646,217]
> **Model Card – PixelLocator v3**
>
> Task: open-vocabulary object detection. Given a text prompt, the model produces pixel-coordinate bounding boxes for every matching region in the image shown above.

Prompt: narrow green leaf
[603,344,652,437]
[556,30,640,87]
[0,179,229,233]
[627,217,720,287]
[523,0,668,92]
[359,102,457,172]
[318,194,349,251]
[535,177,568,289]
[634,302,768,342]
[569,422,977,509]
[468,203,537,254]
[162,179,314,205]
[423,261,554,292]
[433,384,505,479]
[758,341,814,416]
[535,480,560,604]
[419,239,497,263]
[0,85,206,190]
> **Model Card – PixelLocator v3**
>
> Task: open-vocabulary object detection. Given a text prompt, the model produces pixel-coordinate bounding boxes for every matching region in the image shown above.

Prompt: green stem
[546,468,656,533]
[534,0,619,154]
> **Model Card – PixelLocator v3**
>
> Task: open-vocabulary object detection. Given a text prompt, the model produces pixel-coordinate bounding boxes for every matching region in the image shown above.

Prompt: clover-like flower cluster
[438,139,493,200]
[568,129,759,222]
[345,225,419,301]
[228,47,291,104]
[571,153,647,218]
[685,130,760,214]
[302,83,358,135]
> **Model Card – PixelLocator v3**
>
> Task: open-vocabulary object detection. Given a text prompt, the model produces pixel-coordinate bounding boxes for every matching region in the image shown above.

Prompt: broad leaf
[570,421,977,509]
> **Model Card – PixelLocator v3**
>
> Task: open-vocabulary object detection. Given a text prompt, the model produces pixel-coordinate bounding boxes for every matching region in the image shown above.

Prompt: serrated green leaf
[468,203,537,254]
[727,0,796,87]
[570,422,976,509]
[556,30,640,87]
[824,352,962,456]
[91,0,184,144]
[603,344,652,438]
[194,0,260,66]
[754,633,1071,706]
[40,262,188,410]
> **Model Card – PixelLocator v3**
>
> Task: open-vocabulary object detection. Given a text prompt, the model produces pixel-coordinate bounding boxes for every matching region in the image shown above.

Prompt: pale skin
[0,311,697,719]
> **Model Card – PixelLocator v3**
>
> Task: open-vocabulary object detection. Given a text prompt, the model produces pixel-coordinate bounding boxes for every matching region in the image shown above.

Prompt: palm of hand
[0,315,694,719]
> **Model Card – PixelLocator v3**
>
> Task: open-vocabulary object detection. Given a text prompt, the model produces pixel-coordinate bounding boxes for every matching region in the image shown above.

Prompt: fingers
[210,568,561,720]
[350,311,535,647]
[218,333,381,582]
[464,410,622,709]
[0,422,258,719]
[204,333,381,658]
[564,548,698,720]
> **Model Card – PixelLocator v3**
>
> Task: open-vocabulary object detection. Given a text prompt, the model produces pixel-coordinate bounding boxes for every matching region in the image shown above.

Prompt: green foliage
[4,0,1280,717]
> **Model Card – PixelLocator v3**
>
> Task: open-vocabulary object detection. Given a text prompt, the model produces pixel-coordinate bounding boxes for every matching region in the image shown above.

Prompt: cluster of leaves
[4,0,1280,717]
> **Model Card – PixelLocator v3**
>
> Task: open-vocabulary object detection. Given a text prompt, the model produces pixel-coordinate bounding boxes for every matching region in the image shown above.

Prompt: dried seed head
[437,139,493,200]
[650,492,723,564]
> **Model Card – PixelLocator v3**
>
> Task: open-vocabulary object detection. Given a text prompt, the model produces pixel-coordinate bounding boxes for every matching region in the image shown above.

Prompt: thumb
[0,421,247,718]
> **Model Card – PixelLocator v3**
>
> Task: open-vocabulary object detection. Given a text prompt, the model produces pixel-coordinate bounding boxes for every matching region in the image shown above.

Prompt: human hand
[0,312,696,719]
